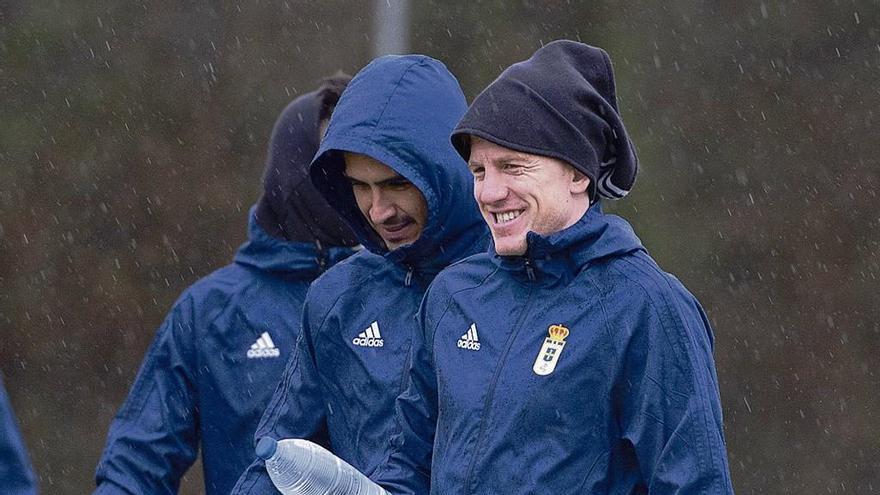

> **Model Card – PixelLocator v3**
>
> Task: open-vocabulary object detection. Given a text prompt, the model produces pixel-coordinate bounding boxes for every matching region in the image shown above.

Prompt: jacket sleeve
[371,297,437,495]
[0,374,38,495]
[230,299,331,495]
[615,285,734,494]
[93,295,200,495]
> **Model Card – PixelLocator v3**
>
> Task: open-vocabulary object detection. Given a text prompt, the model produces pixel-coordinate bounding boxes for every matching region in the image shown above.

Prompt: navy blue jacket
[231,55,487,494]
[1,374,37,495]
[374,204,734,494]
[94,212,354,495]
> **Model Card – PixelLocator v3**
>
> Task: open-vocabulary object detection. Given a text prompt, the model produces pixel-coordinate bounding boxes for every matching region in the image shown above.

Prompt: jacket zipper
[462,261,535,494]
[404,265,414,286]
[524,257,536,281]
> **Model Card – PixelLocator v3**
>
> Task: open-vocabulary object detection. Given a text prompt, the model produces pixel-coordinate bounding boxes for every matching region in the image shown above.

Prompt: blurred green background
[1,1,878,493]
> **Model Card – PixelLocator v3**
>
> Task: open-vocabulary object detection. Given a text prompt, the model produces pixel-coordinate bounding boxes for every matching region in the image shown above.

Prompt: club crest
[532,324,569,376]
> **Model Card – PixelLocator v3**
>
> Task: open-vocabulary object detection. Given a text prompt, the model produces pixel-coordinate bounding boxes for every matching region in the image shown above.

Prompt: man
[374,40,735,493]
[231,54,487,494]
[93,76,359,495]
[1,374,37,495]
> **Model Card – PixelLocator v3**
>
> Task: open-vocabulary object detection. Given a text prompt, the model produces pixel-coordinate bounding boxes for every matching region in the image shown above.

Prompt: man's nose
[477,168,508,204]
[369,190,396,224]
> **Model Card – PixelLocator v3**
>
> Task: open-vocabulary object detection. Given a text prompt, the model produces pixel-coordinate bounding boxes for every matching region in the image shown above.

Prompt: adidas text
[457,339,481,351]
[247,348,281,358]
[352,337,385,347]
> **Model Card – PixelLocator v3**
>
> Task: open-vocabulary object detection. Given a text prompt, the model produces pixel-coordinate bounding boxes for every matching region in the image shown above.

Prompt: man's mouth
[381,220,412,233]
[376,218,418,246]
[492,210,524,225]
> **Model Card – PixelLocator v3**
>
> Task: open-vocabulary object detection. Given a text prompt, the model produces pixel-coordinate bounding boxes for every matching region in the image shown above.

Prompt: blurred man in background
[232,54,487,494]
[374,40,734,494]
[93,75,359,495]
[1,374,37,495]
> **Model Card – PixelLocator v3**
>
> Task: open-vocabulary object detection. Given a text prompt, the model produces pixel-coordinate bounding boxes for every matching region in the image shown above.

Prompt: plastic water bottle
[257,437,390,495]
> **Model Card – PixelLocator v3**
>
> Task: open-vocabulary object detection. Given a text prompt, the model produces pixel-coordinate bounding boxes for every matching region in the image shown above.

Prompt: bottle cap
[255,436,278,460]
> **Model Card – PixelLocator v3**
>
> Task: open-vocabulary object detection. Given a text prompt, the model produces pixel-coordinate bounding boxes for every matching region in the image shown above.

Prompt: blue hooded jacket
[374,205,734,494]
[374,41,732,495]
[93,213,353,495]
[231,55,487,494]
[1,374,37,495]
[94,86,357,495]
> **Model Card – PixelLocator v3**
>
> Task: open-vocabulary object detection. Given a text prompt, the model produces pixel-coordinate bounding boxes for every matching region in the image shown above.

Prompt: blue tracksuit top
[93,210,354,495]
[231,55,488,494]
[1,374,37,495]
[374,203,734,494]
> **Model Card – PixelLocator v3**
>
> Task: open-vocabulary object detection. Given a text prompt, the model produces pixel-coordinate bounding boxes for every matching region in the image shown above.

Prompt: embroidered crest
[532,324,569,376]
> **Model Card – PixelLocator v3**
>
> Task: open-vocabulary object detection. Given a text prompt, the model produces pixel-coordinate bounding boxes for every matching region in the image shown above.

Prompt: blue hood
[310,55,486,271]
[235,207,355,279]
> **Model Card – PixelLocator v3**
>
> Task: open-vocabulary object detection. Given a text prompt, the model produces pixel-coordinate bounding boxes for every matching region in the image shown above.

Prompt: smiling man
[468,140,589,255]
[231,54,487,494]
[374,40,734,494]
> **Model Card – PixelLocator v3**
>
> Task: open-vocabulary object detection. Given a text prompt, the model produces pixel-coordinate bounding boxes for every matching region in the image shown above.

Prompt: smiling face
[343,152,428,251]
[467,137,591,256]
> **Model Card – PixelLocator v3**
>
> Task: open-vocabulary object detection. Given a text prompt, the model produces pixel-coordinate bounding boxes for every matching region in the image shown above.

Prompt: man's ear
[570,170,590,195]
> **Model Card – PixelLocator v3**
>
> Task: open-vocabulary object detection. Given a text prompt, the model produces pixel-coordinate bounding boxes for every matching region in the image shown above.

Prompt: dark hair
[317,72,352,122]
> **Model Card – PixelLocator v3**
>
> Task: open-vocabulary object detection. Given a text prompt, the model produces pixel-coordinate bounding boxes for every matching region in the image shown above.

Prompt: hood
[493,203,645,281]
[235,207,356,279]
[310,55,486,271]
[451,40,639,202]
[254,88,358,247]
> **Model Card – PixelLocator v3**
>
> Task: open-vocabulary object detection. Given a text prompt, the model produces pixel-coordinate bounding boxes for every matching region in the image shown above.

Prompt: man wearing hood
[1,374,37,495]
[93,76,359,495]
[231,55,487,494]
[374,41,734,494]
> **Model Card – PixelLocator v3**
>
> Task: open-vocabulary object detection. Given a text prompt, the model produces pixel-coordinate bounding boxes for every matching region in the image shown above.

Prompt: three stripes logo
[352,321,384,348]
[247,331,281,359]
[457,323,481,351]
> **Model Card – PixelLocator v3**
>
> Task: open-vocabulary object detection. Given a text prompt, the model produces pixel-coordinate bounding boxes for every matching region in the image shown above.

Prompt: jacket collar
[491,202,644,284]
[234,207,356,280]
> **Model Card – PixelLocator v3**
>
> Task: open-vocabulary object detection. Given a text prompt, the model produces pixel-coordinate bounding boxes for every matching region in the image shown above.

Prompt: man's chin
[383,235,418,251]
[493,236,527,256]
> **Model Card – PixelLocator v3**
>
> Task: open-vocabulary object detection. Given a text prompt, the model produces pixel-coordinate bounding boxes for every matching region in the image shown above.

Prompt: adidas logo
[352,321,384,348]
[457,323,481,351]
[247,331,281,359]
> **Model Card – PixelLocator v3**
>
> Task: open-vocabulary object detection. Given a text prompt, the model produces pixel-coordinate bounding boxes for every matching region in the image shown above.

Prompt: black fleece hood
[255,90,358,247]
[451,40,639,202]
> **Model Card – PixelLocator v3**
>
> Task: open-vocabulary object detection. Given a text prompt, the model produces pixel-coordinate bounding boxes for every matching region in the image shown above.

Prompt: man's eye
[387,180,412,190]
[470,167,485,178]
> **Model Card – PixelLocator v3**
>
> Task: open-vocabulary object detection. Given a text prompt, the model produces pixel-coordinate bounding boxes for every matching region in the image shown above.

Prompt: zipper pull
[524,258,536,281]
[404,266,414,286]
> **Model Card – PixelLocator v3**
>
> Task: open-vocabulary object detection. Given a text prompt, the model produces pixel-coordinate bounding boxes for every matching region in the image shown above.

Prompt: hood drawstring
[315,239,328,272]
